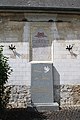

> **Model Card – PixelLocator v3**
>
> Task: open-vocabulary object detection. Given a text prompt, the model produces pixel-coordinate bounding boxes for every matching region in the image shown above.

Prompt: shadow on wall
[0,21,25,43]
[53,66,60,105]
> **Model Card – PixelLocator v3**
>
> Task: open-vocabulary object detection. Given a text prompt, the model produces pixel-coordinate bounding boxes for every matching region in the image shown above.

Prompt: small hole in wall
[48,19,54,22]
[22,18,28,22]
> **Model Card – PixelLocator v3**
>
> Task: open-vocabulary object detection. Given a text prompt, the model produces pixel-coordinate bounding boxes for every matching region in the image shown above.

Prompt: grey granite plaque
[31,63,54,103]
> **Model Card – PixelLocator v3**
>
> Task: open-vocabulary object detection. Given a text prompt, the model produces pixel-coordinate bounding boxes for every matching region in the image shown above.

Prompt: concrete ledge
[33,102,59,111]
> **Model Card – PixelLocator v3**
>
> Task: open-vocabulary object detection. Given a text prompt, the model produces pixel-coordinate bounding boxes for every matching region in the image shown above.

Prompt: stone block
[33,103,59,111]
[31,63,54,103]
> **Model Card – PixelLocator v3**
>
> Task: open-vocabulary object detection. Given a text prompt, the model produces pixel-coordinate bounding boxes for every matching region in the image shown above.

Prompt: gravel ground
[0,106,80,120]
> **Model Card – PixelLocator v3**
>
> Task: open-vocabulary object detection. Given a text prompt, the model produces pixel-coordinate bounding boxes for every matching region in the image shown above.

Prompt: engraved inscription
[32,87,49,93]
[32,30,50,48]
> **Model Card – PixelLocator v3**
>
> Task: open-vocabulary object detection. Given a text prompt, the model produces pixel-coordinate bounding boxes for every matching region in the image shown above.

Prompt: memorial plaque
[31,63,54,103]
[32,28,50,48]
[30,23,52,61]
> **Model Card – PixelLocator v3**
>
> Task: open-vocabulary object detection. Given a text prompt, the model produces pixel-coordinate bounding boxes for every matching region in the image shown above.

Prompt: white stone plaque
[30,23,52,61]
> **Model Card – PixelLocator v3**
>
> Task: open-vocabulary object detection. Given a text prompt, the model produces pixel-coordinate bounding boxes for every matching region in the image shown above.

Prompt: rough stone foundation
[8,85,31,108]
[54,85,80,106]
[7,85,80,108]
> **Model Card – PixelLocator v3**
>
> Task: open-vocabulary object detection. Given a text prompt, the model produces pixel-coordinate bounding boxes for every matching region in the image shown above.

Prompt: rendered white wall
[0,14,80,87]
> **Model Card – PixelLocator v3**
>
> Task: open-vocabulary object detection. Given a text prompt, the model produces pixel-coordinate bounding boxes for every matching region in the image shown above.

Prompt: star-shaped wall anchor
[9,44,16,51]
[66,45,73,51]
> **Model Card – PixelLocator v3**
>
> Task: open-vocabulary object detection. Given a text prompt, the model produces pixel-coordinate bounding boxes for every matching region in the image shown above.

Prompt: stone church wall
[0,13,80,107]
